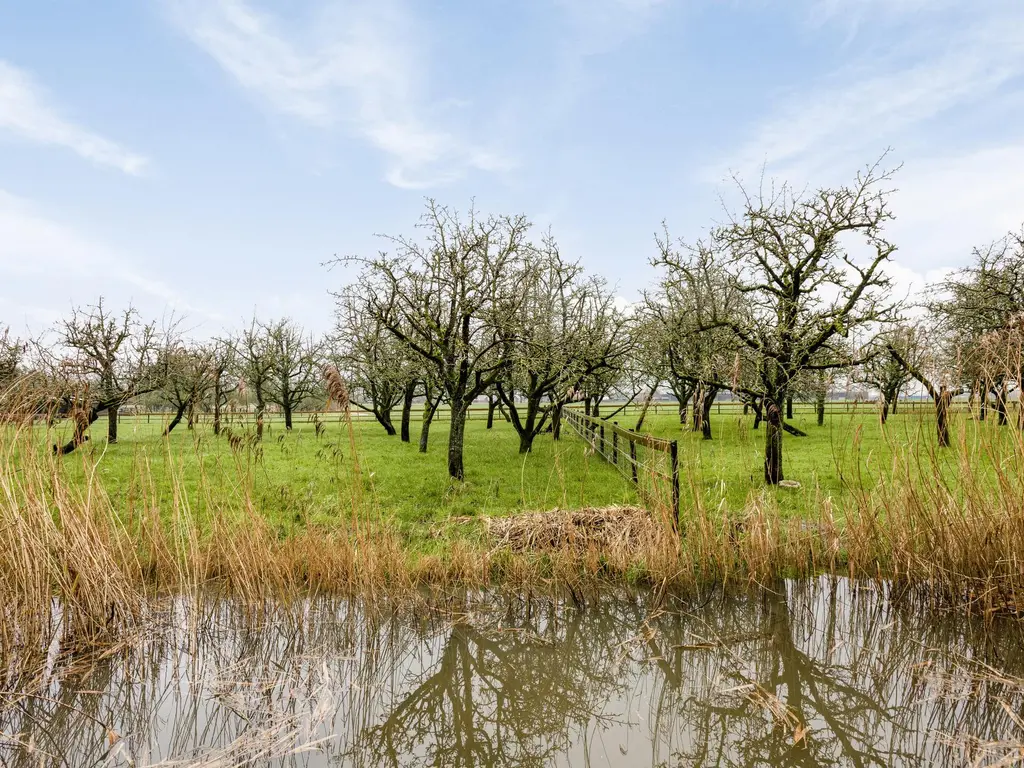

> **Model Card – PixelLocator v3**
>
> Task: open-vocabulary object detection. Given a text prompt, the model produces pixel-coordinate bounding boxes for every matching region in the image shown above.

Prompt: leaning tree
[160,342,215,435]
[657,158,901,483]
[855,330,913,424]
[886,319,965,447]
[49,299,171,453]
[337,200,531,480]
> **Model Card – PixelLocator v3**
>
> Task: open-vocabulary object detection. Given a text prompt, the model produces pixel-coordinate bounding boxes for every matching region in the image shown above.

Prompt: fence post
[670,440,679,533]
[630,439,638,484]
[612,422,618,464]
[599,423,605,457]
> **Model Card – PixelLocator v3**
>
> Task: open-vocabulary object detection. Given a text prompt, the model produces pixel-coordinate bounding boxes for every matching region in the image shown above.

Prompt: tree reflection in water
[2,581,1023,767]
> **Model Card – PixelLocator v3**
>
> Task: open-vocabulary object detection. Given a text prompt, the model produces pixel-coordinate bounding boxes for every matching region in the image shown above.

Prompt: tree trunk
[880,398,889,425]
[680,401,689,423]
[283,401,293,430]
[584,397,592,417]
[108,403,119,443]
[164,402,188,436]
[764,400,783,484]
[634,384,658,431]
[551,402,562,440]
[782,421,808,437]
[53,405,102,456]
[447,399,468,480]
[374,408,397,436]
[419,394,441,453]
[936,389,951,448]
[255,394,265,440]
[786,396,793,421]
[995,384,1008,426]
[816,394,825,427]
[891,397,898,415]
[400,381,417,442]
[592,399,601,418]
[743,402,749,416]
[486,396,497,430]
[691,388,702,432]
[979,379,988,421]
[700,387,716,440]
[419,415,432,452]
[213,375,223,435]
[752,399,763,430]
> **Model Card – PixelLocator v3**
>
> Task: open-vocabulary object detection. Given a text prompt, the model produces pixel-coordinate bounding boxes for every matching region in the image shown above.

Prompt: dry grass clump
[0,421,145,676]
[485,506,664,554]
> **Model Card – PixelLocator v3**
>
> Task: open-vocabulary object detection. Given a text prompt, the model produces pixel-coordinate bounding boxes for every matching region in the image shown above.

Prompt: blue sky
[2,0,1024,337]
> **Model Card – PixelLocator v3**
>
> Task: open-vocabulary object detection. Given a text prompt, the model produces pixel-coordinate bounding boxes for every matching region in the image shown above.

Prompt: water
[3,578,1024,767]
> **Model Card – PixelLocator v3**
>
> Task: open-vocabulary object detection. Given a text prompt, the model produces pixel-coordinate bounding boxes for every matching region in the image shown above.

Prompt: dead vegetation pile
[485,506,666,553]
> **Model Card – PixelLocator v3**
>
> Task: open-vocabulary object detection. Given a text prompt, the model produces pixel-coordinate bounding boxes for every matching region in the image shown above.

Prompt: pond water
[3,578,1024,767]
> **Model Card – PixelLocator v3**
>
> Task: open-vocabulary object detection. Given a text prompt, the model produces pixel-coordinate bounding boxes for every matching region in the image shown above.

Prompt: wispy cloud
[556,0,670,56]
[0,61,148,175]
[713,10,1024,183]
[168,0,511,188]
[0,190,216,329]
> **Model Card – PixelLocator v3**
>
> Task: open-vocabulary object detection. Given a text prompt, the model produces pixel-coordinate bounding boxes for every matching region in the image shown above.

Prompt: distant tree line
[4,155,1024,484]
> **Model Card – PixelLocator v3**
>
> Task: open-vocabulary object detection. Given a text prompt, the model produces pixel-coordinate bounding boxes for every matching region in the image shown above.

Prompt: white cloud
[0,61,148,175]
[0,190,215,331]
[888,144,1024,273]
[713,12,1024,184]
[169,0,512,188]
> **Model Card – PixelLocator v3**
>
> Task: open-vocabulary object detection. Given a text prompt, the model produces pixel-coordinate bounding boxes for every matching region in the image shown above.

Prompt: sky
[2,0,1024,339]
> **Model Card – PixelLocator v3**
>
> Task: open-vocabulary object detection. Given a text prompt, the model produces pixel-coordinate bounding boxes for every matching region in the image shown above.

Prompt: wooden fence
[563,408,680,531]
[113,398,945,426]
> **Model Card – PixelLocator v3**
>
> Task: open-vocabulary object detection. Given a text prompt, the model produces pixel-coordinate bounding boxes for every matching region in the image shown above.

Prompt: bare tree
[209,336,238,436]
[49,299,170,453]
[856,332,913,423]
[658,157,900,483]
[337,200,531,480]
[887,321,965,447]
[0,328,24,403]
[331,292,416,436]
[497,238,629,453]
[929,228,1024,425]
[236,316,274,439]
[265,318,322,430]
[643,251,747,440]
[160,342,215,435]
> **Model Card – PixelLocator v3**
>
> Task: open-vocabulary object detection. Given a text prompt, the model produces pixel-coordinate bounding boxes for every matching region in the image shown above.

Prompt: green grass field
[36,401,1021,544]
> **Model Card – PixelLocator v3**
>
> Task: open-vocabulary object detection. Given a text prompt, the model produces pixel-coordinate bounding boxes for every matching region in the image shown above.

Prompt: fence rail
[104,397,952,426]
[563,408,679,531]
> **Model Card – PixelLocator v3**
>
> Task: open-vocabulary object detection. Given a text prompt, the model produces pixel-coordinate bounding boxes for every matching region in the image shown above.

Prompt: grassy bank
[3,404,1024,682]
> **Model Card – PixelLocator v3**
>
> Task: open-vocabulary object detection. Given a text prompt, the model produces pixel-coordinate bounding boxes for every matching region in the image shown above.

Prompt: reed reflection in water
[3,577,1024,767]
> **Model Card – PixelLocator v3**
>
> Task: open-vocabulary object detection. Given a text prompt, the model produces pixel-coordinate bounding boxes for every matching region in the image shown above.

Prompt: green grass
[44,414,637,537]
[35,402,1023,542]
